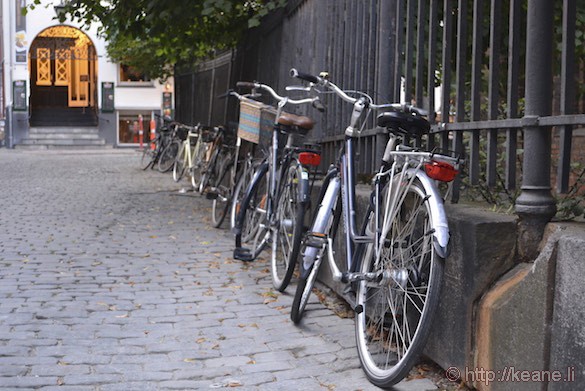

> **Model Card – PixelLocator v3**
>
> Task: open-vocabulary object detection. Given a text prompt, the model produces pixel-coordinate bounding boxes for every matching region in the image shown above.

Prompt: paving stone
[0,150,442,391]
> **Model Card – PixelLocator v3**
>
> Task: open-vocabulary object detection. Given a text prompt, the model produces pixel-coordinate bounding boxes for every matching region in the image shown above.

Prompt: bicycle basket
[238,99,268,144]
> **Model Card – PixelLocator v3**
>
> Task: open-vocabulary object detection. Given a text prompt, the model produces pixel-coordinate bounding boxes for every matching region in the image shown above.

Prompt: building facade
[0,0,173,148]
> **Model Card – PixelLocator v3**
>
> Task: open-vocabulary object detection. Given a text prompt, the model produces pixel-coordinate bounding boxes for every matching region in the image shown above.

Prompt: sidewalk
[0,149,444,390]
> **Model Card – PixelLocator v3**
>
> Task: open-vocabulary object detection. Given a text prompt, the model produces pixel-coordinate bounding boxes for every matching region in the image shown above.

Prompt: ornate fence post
[515,0,556,260]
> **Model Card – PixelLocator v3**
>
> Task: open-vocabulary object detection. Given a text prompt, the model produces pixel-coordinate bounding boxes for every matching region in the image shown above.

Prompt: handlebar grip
[216,89,233,99]
[312,99,326,113]
[236,81,256,89]
[290,68,320,84]
[409,106,429,116]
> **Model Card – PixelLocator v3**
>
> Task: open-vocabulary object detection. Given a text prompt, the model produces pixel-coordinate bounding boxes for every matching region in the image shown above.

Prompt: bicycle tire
[200,145,221,194]
[173,143,186,182]
[290,248,323,324]
[190,143,205,192]
[230,162,255,232]
[238,165,270,251]
[271,161,306,292]
[158,139,180,173]
[140,144,155,170]
[211,154,233,228]
[354,178,444,388]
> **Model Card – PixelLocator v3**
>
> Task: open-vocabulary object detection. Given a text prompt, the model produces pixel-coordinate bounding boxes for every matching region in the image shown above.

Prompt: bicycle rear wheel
[271,161,306,292]
[355,179,444,388]
[158,139,180,173]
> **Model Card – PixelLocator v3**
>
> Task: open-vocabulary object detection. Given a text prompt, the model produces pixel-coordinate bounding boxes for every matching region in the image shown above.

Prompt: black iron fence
[175,0,585,249]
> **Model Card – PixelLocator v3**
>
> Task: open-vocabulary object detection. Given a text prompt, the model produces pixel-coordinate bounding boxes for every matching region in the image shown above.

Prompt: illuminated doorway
[29,26,97,126]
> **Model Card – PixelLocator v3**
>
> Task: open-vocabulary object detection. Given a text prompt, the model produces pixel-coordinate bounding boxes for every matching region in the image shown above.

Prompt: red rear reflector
[424,160,458,182]
[299,152,321,167]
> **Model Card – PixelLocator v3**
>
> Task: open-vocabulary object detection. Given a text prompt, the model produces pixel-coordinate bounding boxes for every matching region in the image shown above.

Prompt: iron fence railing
[175,0,584,241]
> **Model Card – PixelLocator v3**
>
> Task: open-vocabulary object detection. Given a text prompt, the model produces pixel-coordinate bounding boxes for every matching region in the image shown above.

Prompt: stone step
[29,127,100,135]
[19,138,106,146]
[16,144,111,150]
[27,133,101,140]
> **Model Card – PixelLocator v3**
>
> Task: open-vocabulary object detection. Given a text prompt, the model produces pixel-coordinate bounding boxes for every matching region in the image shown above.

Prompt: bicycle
[140,114,175,170]
[173,124,216,191]
[288,69,462,388]
[157,122,183,173]
[203,124,238,227]
[232,81,323,292]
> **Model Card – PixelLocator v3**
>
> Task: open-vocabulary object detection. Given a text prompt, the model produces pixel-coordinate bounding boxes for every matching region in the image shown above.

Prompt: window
[118,111,152,144]
[119,64,151,84]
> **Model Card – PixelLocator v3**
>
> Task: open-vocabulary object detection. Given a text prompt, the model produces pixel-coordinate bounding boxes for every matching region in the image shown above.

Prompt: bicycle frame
[301,87,456,285]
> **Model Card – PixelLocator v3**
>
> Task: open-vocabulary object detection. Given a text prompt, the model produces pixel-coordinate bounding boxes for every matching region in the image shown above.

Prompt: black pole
[375,0,396,163]
[515,0,556,260]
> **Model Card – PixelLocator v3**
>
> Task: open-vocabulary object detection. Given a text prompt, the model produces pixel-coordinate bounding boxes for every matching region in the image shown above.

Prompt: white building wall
[2,0,174,147]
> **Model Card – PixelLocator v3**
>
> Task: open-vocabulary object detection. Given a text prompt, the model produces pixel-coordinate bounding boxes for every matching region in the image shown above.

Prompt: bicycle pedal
[305,232,327,248]
[233,247,254,262]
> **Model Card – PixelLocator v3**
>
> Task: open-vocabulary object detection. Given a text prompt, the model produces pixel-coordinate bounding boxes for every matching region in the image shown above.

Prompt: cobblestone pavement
[0,149,439,391]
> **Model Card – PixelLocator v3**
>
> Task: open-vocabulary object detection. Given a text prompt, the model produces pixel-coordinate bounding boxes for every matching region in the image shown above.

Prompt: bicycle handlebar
[289,68,429,116]
[236,80,318,107]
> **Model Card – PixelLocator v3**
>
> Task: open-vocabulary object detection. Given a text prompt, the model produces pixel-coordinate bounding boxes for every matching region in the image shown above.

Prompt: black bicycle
[233,81,323,292]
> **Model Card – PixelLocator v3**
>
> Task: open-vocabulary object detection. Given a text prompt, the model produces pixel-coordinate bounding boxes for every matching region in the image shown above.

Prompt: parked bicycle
[173,124,216,191]
[232,81,323,292]
[140,114,176,170]
[288,69,462,388]
[156,123,184,173]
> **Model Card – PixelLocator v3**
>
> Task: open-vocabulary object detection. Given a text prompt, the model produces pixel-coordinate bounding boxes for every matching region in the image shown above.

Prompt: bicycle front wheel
[355,179,444,388]
[140,144,155,170]
[240,166,269,250]
[290,247,323,324]
[271,161,306,292]
[173,144,186,182]
[158,140,180,173]
[211,154,233,228]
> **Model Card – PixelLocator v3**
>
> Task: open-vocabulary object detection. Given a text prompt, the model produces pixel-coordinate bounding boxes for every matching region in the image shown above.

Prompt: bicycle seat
[377,111,430,137]
[277,112,315,132]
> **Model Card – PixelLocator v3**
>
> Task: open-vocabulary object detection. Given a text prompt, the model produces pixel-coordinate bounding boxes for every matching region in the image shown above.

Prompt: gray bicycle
[288,69,462,388]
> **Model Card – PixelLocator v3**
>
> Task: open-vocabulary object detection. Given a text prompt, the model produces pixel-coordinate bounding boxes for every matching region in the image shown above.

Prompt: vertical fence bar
[506,0,521,191]
[486,0,501,188]
[427,0,438,150]
[557,0,576,193]
[415,0,426,106]
[393,1,404,102]
[469,0,483,185]
[404,0,416,103]
[452,0,468,203]
[376,0,394,168]
[516,0,556,260]
[441,0,454,150]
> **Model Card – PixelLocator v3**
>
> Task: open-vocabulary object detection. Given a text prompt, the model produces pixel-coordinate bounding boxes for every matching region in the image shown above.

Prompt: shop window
[119,64,151,84]
[118,111,152,144]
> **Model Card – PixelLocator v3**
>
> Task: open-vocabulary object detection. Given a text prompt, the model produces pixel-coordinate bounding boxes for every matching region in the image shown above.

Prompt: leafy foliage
[27,0,286,80]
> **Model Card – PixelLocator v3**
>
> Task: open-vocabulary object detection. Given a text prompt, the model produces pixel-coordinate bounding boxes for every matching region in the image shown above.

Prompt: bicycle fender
[297,167,311,204]
[407,168,451,259]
